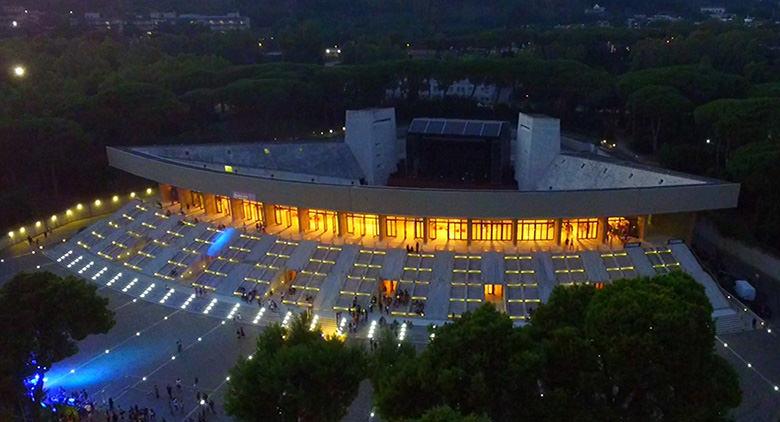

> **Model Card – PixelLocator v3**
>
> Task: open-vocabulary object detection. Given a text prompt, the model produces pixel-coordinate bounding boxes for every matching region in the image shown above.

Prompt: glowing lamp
[66,209,73,216]
[112,195,119,202]
[8,232,14,238]
[94,199,101,206]
[19,227,25,234]
[35,221,41,228]
[130,192,136,198]
[76,203,83,211]
[51,215,57,222]
[146,188,152,195]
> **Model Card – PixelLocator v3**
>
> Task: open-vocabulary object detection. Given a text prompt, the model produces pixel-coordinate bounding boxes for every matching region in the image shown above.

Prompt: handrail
[676,239,770,331]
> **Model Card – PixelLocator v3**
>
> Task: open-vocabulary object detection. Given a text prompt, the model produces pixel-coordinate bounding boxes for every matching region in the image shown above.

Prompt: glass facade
[386,217,424,239]
[308,209,338,234]
[518,219,555,241]
[562,218,599,240]
[429,218,468,241]
[273,205,297,228]
[472,219,513,241]
[167,185,642,247]
[345,213,379,237]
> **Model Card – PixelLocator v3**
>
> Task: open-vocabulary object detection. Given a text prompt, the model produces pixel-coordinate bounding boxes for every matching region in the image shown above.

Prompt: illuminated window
[274,205,297,227]
[430,219,468,241]
[562,218,599,240]
[242,200,264,223]
[224,165,234,173]
[385,216,424,239]
[472,220,513,241]
[345,213,379,237]
[518,219,555,241]
[308,209,338,234]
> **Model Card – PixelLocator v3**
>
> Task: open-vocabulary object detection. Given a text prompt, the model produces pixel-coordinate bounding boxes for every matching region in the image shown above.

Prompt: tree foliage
[0,272,115,419]
[373,273,741,421]
[224,312,366,422]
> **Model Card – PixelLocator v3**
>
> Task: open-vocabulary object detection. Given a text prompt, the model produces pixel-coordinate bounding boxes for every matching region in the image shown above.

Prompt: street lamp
[12,65,25,78]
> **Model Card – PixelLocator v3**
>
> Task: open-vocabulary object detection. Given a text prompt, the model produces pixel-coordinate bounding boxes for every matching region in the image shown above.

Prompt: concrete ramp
[668,242,730,311]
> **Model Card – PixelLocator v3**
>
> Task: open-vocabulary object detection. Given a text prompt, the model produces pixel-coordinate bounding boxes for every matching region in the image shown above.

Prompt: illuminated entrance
[189,191,204,209]
[215,196,231,215]
[472,220,513,241]
[386,217,424,239]
[274,205,297,228]
[608,217,638,239]
[242,201,264,223]
[562,218,599,241]
[345,213,379,237]
[308,209,338,234]
[518,219,555,241]
[483,283,504,305]
[430,219,468,241]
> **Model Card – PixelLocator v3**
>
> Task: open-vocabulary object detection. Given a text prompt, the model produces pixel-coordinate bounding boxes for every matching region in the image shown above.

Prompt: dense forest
[0,21,779,250]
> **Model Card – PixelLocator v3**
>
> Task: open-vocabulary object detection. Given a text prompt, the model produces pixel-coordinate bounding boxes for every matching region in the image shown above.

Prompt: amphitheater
[46,109,748,334]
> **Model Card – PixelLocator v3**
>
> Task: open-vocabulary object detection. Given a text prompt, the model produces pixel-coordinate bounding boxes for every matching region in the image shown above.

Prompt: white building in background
[386,78,513,107]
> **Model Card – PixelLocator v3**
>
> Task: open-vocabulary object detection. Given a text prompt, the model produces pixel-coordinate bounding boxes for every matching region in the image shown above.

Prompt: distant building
[81,11,250,33]
[386,78,513,107]
[178,12,250,31]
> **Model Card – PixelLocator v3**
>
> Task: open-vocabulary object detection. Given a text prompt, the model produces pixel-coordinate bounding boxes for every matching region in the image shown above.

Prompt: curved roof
[108,146,740,219]
[134,141,365,185]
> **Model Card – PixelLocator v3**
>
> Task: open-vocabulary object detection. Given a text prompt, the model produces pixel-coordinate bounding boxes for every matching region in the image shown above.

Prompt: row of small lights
[91,267,108,281]
[121,278,138,293]
[77,261,94,274]
[6,188,155,241]
[226,303,241,320]
[252,307,266,324]
[139,283,156,298]
[180,293,196,310]
[202,298,218,315]
[309,314,320,332]
[718,336,779,392]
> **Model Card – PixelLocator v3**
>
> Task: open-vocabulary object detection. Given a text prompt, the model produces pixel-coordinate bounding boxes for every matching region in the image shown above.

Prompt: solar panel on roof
[464,121,483,136]
[426,120,445,134]
[408,119,427,133]
[482,122,502,137]
[443,120,467,135]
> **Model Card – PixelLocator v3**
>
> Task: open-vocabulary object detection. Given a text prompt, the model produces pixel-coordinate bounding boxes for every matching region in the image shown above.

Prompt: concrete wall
[345,108,398,185]
[515,113,560,190]
[108,147,740,220]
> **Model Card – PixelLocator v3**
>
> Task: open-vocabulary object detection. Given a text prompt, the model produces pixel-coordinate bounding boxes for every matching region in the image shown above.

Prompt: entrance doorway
[308,209,338,235]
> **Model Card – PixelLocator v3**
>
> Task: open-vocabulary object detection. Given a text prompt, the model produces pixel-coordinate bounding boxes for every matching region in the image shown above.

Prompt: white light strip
[139,283,156,298]
[106,272,122,287]
[336,317,348,336]
[226,303,240,319]
[180,293,196,309]
[91,267,108,280]
[398,322,407,342]
[77,261,95,274]
[159,289,175,304]
[281,311,292,328]
[367,320,378,339]
[203,298,218,314]
[57,250,73,262]
[121,278,138,292]
[66,255,83,268]
[252,307,266,324]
